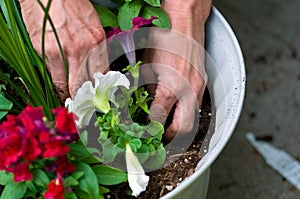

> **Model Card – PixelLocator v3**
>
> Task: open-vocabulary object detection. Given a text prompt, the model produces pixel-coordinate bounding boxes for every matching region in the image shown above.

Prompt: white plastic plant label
[246,132,300,191]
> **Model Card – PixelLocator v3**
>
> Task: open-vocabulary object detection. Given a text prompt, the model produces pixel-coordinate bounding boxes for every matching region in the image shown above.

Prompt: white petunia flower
[65,71,130,127]
[126,144,149,197]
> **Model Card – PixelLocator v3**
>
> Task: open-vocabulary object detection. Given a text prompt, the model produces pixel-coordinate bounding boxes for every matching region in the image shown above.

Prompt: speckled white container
[161,7,246,199]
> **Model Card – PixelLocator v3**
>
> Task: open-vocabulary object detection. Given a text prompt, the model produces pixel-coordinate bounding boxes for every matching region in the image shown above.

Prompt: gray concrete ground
[207,0,300,198]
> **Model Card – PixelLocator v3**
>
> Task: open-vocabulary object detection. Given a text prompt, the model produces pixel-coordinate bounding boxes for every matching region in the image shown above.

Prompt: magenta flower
[106,16,157,38]
[106,16,156,66]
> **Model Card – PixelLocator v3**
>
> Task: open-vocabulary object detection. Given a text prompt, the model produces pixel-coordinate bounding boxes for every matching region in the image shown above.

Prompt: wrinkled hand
[142,0,212,140]
[19,0,109,101]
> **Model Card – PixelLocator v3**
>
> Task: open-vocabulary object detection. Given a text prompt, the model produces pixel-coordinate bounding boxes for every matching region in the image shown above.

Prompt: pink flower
[44,175,65,199]
[6,161,33,182]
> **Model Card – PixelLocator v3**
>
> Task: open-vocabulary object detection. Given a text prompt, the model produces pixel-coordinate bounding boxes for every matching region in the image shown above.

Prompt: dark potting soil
[104,88,215,199]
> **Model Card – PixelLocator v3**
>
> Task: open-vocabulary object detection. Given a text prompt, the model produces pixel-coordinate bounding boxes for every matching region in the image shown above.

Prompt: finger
[44,43,69,102]
[164,94,198,141]
[149,84,178,125]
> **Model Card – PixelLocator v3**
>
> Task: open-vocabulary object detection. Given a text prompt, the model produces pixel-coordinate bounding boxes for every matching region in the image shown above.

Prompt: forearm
[162,0,212,43]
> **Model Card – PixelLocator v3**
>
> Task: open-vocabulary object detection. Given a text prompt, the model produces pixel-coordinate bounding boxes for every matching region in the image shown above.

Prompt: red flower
[22,137,41,161]
[44,175,65,199]
[0,133,23,168]
[55,156,76,176]
[43,139,70,158]
[19,106,46,137]
[6,161,32,182]
[53,107,77,135]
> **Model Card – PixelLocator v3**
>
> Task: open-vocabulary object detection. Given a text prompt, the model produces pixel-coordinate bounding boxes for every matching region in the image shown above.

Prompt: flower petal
[94,71,130,91]
[132,16,157,30]
[126,144,149,197]
[67,71,130,126]
[71,81,96,126]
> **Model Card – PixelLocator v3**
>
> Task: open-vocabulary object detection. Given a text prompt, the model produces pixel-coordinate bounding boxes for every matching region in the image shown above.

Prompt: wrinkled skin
[19,0,109,101]
[142,0,212,140]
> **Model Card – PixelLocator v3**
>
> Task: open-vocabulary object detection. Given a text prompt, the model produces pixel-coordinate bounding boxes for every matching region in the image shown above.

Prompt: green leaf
[99,186,110,199]
[145,120,164,138]
[25,181,38,196]
[92,165,127,185]
[75,162,99,199]
[102,139,124,162]
[141,6,170,29]
[136,144,149,163]
[129,138,142,152]
[148,144,155,154]
[71,171,85,180]
[118,0,143,30]
[65,191,78,199]
[70,143,101,164]
[79,130,88,146]
[144,0,161,7]
[0,93,12,120]
[0,182,27,199]
[144,144,166,169]
[31,169,50,188]
[64,176,79,187]
[93,4,118,28]
[0,171,13,185]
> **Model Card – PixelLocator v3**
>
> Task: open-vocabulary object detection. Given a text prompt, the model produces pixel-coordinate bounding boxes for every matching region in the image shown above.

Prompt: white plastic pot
[161,7,246,199]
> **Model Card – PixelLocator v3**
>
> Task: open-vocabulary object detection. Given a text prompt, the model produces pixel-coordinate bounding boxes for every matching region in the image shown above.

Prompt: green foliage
[94,62,166,169]
[92,165,127,185]
[31,169,50,188]
[0,171,13,186]
[141,6,171,29]
[93,0,170,30]
[74,162,99,199]
[144,0,161,7]
[0,93,12,120]
[0,182,27,199]
[93,4,118,28]
[118,0,143,30]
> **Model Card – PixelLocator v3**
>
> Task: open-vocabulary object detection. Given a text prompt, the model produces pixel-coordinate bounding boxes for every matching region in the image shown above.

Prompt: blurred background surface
[207,0,300,198]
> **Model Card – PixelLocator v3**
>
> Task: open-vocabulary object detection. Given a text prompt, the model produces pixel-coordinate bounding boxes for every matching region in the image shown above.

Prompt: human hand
[142,0,212,141]
[19,0,109,101]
